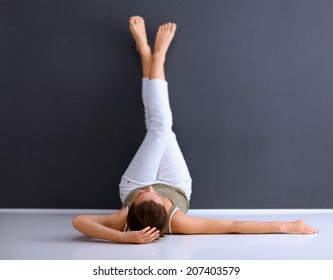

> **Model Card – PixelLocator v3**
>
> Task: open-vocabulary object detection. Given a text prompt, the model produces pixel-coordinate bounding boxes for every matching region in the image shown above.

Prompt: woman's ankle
[152,52,166,63]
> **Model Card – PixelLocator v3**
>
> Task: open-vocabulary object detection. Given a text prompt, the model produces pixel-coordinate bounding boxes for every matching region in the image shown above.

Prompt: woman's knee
[149,113,172,133]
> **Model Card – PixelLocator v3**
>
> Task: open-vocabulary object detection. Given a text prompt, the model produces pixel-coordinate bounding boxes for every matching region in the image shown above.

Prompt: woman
[72,16,319,244]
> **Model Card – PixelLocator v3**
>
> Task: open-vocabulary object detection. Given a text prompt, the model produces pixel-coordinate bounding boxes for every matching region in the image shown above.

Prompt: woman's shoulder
[105,208,128,231]
[118,206,128,218]
[169,208,187,233]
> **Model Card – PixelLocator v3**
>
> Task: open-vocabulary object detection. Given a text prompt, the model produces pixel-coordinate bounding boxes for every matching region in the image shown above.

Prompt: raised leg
[130,19,176,130]
[141,22,177,130]
[129,16,152,78]
[157,132,192,200]
[150,22,177,81]
[119,20,178,202]
[119,79,172,202]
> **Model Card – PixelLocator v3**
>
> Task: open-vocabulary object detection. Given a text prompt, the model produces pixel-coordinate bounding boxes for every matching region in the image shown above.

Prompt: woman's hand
[284,220,319,234]
[121,226,160,244]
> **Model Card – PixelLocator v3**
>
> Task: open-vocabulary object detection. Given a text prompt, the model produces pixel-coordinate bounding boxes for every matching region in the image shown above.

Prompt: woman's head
[127,186,168,233]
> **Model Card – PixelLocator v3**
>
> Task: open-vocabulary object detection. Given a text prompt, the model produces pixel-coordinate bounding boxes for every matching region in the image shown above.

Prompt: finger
[306,228,316,234]
[141,226,151,233]
[146,227,157,235]
[143,228,159,239]
[311,228,319,234]
[152,231,160,240]
[145,230,160,243]
[150,229,160,239]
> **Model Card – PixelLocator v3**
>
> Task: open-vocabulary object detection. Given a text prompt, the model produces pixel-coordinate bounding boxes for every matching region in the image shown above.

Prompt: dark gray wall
[1,0,333,209]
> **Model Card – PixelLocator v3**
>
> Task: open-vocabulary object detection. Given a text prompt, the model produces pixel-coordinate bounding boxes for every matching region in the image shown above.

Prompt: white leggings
[119,78,192,203]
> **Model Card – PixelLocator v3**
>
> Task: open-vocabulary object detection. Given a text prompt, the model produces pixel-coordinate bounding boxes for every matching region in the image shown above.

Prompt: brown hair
[127,200,168,234]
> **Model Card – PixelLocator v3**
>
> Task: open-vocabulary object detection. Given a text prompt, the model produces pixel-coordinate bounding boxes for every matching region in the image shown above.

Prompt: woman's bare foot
[129,16,151,56]
[129,16,152,77]
[153,22,177,57]
[285,220,319,234]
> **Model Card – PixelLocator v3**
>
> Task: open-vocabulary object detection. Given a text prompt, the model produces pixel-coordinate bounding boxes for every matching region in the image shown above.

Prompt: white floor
[0,209,332,260]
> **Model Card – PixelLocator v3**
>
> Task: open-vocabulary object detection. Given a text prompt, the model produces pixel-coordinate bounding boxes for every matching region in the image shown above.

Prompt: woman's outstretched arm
[171,211,319,235]
[72,208,160,244]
